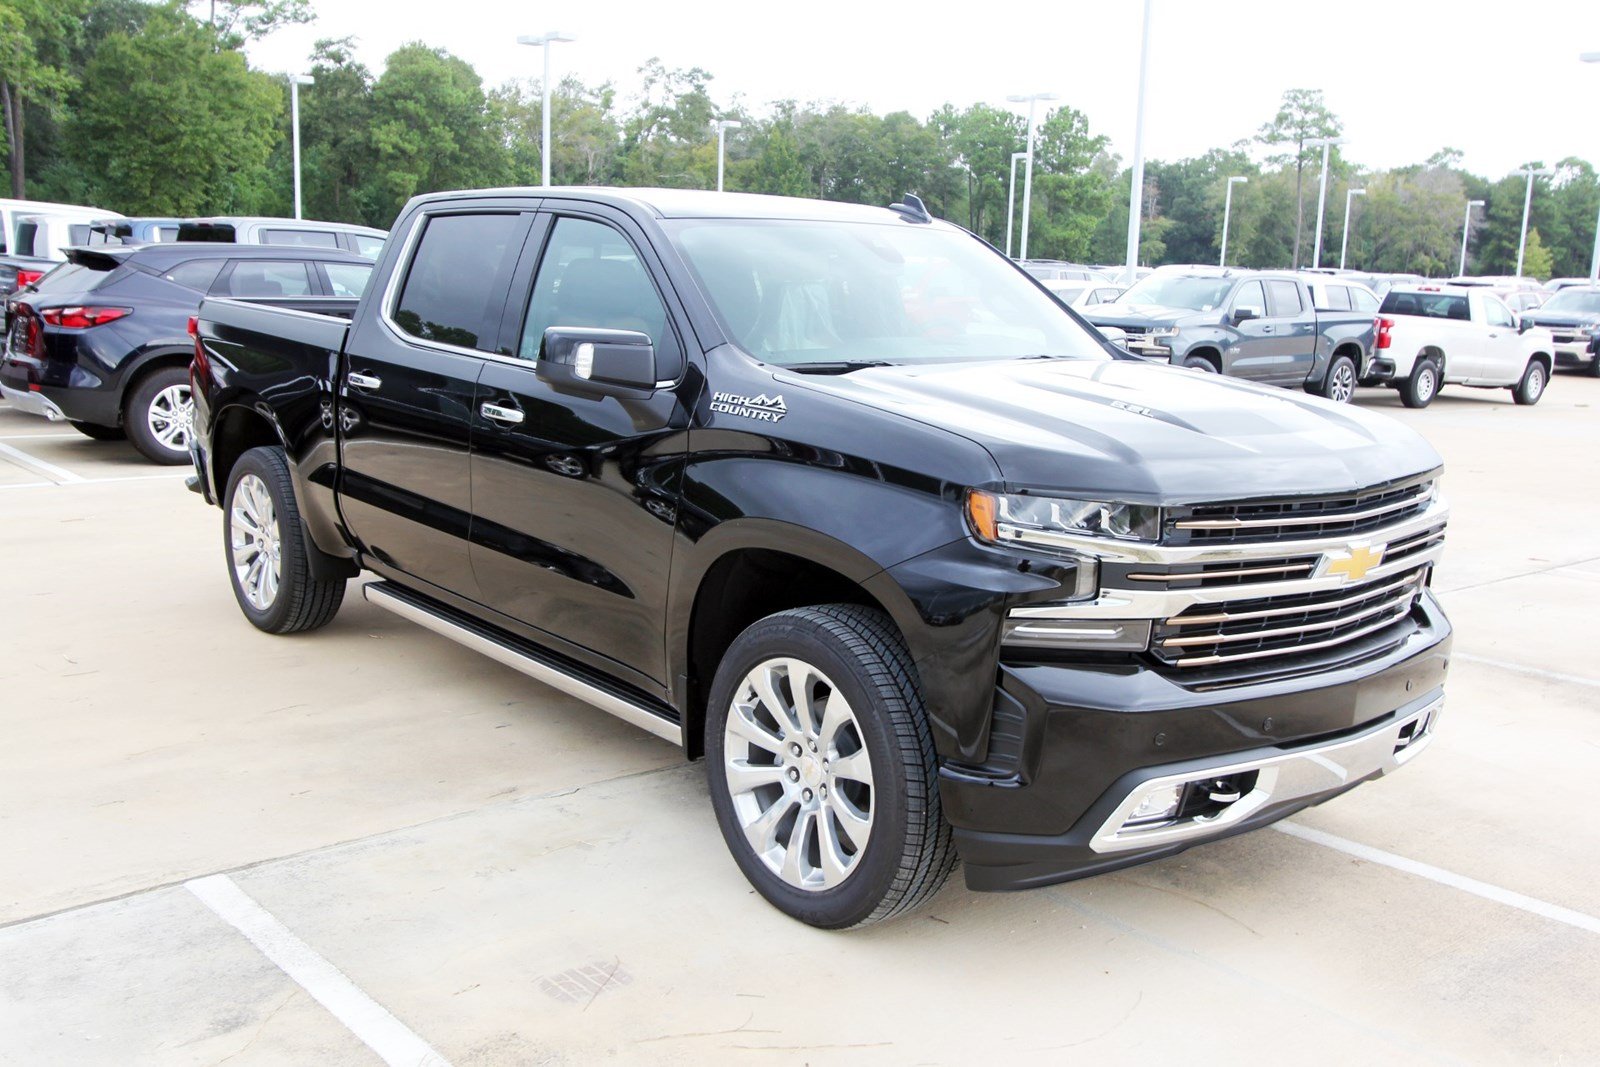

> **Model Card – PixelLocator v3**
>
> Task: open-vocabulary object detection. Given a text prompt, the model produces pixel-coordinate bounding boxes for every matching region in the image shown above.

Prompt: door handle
[346,371,382,390]
[480,402,525,426]
[1261,325,1275,333]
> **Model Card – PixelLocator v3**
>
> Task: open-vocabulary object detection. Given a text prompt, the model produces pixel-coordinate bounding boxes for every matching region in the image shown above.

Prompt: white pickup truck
[1372,285,1555,407]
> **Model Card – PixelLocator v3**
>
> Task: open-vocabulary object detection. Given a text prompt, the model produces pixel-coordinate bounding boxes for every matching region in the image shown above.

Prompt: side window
[1231,280,1266,314]
[1323,286,1352,310]
[393,212,527,352]
[352,234,385,259]
[322,262,373,298]
[1350,288,1379,313]
[156,227,179,242]
[224,260,313,297]
[261,228,340,249]
[517,216,672,362]
[1264,280,1303,317]
[1484,298,1514,328]
[16,221,40,257]
[163,259,225,292]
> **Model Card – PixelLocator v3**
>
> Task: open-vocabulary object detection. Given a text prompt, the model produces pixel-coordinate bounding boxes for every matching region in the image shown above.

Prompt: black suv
[2,244,372,462]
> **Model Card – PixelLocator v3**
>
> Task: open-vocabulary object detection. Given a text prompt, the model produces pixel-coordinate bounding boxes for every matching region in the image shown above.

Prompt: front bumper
[0,381,66,421]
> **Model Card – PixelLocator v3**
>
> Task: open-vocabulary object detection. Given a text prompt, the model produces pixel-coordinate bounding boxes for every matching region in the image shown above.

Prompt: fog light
[1124,783,1184,825]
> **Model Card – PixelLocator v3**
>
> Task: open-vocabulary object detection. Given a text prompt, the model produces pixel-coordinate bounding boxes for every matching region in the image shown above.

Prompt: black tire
[1399,358,1439,409]
[222,446,345,634]
[1586,350,1600,378]
[1317,354,1357,403]
[1512,359,1547,406]
[1182,355,1218,373]
[124,365,193,464]
[705,605,955,929]
[68,420,125,441]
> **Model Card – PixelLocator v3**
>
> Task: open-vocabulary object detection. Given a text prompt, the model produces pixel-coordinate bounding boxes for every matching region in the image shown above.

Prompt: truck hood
[1081,304,1214,329]
[1522,310,1600,328]
[779,358,1440,503]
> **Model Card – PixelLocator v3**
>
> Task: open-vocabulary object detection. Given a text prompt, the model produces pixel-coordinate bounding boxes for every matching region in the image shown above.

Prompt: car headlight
[1148,326,1180,339]
[966,490,1162,548]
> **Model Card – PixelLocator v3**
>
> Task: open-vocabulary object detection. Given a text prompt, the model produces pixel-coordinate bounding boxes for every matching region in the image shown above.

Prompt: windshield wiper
[783,360,895,374]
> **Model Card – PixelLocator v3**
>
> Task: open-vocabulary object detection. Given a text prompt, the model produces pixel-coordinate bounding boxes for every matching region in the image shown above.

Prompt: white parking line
[1453,652,1600,690]
[0,440,85,483]
[187,874,452,1067]
[1274,822,1600,936]
[0,433,80,440]
[0,472,190,490]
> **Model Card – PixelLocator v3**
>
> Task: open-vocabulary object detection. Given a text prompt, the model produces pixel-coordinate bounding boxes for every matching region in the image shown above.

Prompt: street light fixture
[1582,53,1599,281]
[1514,166,1556,278]
[1122,0,1153,286]
[1306,136,1346,268]
[1005,151,1027,259]
[288,74,313,220]
[714,120,741,192]
[1219,176,1247,267]
[516,31,577,188]
[1006,91,1059,262]
[1459,200,1484,276]
[1339,187,1366,271]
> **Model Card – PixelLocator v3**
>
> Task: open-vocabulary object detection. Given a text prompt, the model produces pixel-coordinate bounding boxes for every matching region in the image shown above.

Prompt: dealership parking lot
[3,380,1598,1065]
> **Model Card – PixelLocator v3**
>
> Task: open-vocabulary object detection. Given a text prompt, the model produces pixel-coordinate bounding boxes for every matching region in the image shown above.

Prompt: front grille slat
[1167,478,1435,545]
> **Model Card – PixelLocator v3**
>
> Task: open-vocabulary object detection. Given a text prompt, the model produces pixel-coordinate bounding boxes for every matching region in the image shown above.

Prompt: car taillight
[12,307,44,360]
[15,269,44,288]
[40,306,132,328]
[1375,316,1394,350]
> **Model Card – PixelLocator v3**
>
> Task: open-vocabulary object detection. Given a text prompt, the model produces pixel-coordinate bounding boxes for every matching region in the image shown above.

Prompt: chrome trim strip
[1089,695,1443,853]
[1157,588,1418,648]
[1167,604,1414,667]
[1128,562,1314,582]
[1174,486,1431,529]
[1167,572,1424,626]
[362,582,682,746]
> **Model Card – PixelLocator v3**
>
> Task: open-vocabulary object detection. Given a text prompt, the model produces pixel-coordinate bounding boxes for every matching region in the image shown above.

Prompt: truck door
[1223,280,1277,381]
[1478,294,1522,383]
[337,208,534,595]
[468,208,690,692]
[1263,279,1318,384]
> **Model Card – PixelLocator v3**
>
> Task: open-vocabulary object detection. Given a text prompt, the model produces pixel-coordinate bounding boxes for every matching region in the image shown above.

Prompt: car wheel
[125,366,194,464]
[1512,360,1547,406]
[223,446,345,634]
[1399,359,1439,409]
[705,604,955,929]
[1587,351,1600,378]
[1182,355,1218,373]
[69,420,125,441]
[1319,355,1357,403]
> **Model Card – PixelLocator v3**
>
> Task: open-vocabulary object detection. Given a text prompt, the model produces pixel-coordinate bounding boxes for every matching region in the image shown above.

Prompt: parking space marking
[1274,822,1600,936]
[1453,652,1600,690]
[0,440,85,483]
[0,432,80,440]
[186,874,452,1067]
[0,471,191,490]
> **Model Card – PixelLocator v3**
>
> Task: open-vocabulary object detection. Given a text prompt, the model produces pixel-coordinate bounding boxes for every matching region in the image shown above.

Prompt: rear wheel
[1512,360,1547,406]
[68,420,125,441]
[1399,358,1439,408]
[223,446,345,634]
[1318,354,1357,403]
[125,366,194,464]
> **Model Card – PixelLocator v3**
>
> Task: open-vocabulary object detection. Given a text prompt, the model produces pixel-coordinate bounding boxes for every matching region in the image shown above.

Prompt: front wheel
[1318,354,1357,403]
[223,446,345,633]
[69,420,125,441]
[705,605,955,929]
[125,366,194,464]
[1399,359,1439,408]
[1182,355,1218,373]
[1512,360,1547,405]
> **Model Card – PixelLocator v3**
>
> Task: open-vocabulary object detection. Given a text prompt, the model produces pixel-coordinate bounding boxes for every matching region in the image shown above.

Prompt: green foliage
[0,0,90,195]
[188,0,312,49]
[1521,228,1553,281]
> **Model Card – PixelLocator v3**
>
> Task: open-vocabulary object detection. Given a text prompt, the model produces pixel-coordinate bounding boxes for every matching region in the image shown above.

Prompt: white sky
[248,0,1600,179]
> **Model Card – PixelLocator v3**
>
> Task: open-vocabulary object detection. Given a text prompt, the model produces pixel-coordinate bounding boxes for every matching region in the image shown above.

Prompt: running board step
[362,581,682,746]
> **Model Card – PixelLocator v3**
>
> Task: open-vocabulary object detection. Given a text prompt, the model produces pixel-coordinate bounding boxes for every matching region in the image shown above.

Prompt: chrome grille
[1168,478,1435,545]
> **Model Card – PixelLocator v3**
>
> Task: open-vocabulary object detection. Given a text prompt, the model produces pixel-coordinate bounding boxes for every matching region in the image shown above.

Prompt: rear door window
[1264,280,1303,317]
[222,260,314,297]
[392,212,528,352]
[262,228,341,249]
[163,259,225,292]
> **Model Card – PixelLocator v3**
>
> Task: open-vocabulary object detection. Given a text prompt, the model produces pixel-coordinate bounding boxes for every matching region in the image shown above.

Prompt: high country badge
[710,391,788,422]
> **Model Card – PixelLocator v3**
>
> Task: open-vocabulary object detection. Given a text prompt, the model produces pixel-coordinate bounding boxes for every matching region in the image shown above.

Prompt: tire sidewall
[126,366,193,464]
[1518,361,1545,404]
[704,613,915,929]
[1405,360,1438,407]
[1325,355,1356,402]
[223,448,303,632]
[1183,356,1217,373]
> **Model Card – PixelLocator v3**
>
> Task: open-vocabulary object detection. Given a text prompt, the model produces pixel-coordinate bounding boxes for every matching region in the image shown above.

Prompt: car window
[1379,292,1469,320]
[1350,288,1379,313]
[16,221,40,257]
[393,212,527,352]
[322,262,372,298]
[1484,297,1515,328]
[1264,280,1303,317]
[156,227,179,242]
[353,234,385,259]
[518,217,671,361]
[262,228,341,249]
[1319,285,1352,310]
[224,259,313,297]
[163,259,226,292]
[1231,279,1266,313]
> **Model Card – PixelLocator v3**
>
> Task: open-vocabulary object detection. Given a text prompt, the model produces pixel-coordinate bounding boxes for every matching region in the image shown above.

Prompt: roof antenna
[889,193,932,224]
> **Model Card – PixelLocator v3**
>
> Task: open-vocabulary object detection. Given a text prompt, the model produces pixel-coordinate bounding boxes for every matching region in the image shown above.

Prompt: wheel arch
[118,347,195,422]
[1182,345,1222,372]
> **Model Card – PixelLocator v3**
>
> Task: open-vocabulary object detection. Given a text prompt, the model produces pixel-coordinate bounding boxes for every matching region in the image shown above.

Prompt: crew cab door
[1223,280,1277,381]
[1477,294,1523,383]
[337,208,534,595]
[468,207,691,691]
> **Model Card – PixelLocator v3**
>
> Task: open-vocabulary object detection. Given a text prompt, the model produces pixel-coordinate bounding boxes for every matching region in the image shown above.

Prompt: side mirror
[538,327,658,397]
[1516,315,1530,334]
[1097,325,1129,350]
[1231,306,1261,324]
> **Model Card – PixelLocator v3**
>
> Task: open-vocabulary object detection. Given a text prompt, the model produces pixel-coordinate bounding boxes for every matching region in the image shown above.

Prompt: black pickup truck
[189,188,1452,929]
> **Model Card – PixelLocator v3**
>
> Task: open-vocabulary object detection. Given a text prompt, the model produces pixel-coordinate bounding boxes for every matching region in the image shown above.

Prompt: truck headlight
[966,490,1162,547]
[1148,326,1180,343]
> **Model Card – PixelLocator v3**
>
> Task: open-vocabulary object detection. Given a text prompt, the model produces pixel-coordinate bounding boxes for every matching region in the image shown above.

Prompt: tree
[0,0,88,197]
[188,0,312,49]
[1255,89,1342,268]
[1521,227,1553,281]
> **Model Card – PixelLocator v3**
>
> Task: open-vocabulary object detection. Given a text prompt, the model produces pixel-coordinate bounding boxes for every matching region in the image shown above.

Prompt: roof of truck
[418,186,950,225]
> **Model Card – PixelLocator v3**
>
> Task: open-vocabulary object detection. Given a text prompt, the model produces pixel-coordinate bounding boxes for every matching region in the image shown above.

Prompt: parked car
[1519,285,1600,374]
[1083,266,1375,402]
[1299,274,1381,316]
[178,216,387,258]
[1448,274,1541,291]
[189,187,1451,930]
[1,244,373,462]
[1541,277,1596,292]
[1041,279,1124,307]
[1372,285,1555,406]
[1017,260,1113,284]
[1498,288,1548,313]
[85,218,184,246]
[0,198,124,296]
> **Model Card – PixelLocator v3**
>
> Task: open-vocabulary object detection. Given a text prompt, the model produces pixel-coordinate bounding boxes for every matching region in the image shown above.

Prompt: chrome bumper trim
[0,383,65,421]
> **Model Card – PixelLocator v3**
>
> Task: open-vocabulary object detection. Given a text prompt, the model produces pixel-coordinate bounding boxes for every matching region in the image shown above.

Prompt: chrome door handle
[480,402,525,425]
[347,371,383,390]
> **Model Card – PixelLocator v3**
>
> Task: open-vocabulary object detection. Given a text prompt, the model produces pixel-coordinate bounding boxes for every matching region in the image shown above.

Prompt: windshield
[1116,274,1234,311]
[664,219,1110,366]
[1541,289,1600,314]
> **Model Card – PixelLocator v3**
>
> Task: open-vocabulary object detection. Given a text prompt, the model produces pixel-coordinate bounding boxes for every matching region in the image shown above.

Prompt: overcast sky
[248,0,1600,179]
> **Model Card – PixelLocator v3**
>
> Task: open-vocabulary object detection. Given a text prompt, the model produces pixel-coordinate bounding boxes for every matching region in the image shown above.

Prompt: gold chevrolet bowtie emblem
[1323,543,1385,583]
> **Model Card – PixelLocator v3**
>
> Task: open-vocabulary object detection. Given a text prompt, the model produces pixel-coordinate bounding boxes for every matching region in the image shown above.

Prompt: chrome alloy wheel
[147,383,194,453]
[230,474,282,610]
[1329,361,1355,402]
[722,657,875,891]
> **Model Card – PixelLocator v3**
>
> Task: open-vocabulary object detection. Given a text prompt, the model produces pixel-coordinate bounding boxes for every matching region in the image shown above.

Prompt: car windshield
[1115,274,1234,311]
[1541,289,1600,314]
[664,219,1110,366]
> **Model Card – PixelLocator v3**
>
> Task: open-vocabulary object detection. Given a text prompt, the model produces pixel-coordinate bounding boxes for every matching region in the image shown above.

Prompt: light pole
[516,31,576,187]
[288,73,313,220]
[1219,176,1247,267]
[1459,200,1484,276]
[1582,53,1599,281]
[714,120,741,192]
[1514,166,1555,278]
[1306,136,1346,268]
[1122,0,1153,285]
[1005,151,1027,258]
[1339,187,1366,271]
[1006,92,1059,262]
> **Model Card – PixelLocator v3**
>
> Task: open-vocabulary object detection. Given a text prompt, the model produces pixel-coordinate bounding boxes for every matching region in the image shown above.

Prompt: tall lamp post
[516,31,576,187]
[1339,187,1366,270]
[1582,52,1600,281]
[1123,0,1153,286]
[288,74,313,220]
[1514,166,1556,278]
[1005,151,1027,258]
[1459,199,1484,276]
[714,119,741,192]
[1306,136,1346,268]
[1005,92,1059,262]
[1219,175,1247,267]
